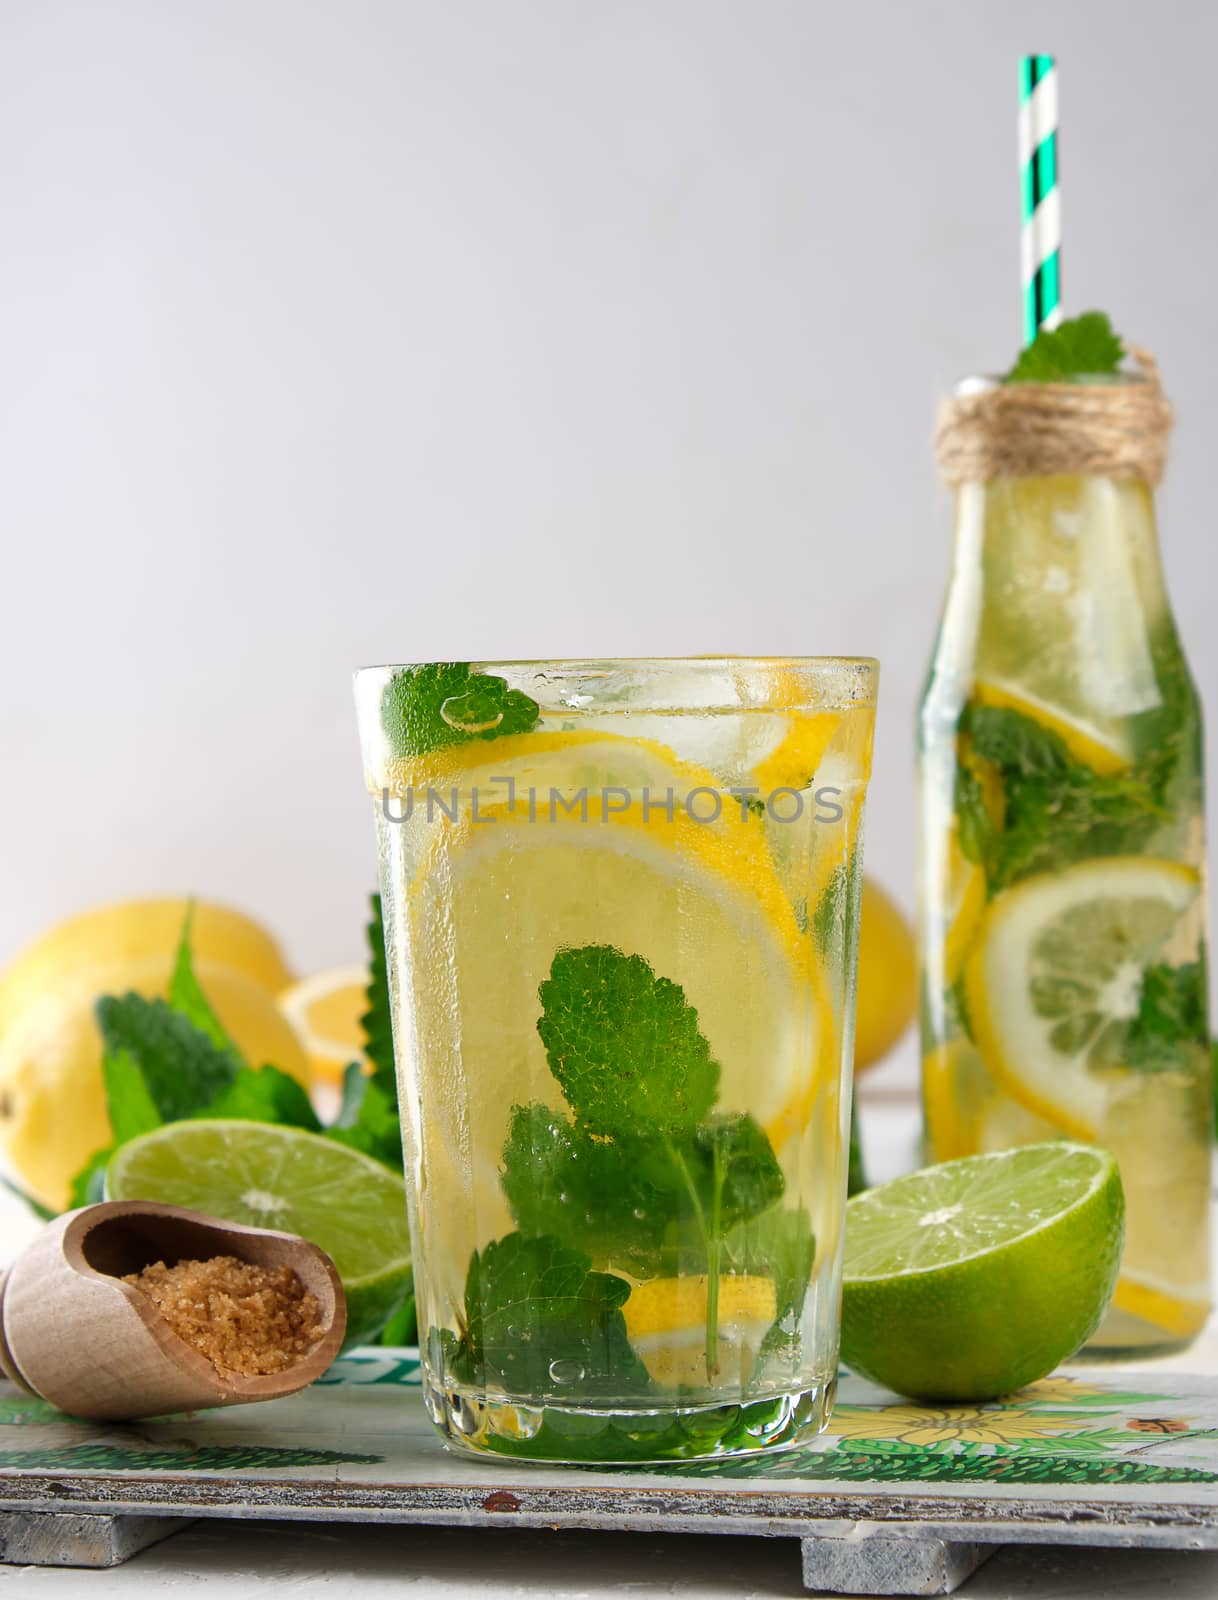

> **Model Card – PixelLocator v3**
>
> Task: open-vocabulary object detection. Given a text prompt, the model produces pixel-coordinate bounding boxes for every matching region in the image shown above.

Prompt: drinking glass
[354,657,878,1461]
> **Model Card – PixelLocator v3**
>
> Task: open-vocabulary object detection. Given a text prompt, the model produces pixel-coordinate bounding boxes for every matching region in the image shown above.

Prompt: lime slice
[965,856,1199,1137]
[842,1143,1124,1401]
[107,1120,411,1347]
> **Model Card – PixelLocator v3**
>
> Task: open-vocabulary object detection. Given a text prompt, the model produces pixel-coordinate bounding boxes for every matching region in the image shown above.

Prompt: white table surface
[0,1065,1213,1600]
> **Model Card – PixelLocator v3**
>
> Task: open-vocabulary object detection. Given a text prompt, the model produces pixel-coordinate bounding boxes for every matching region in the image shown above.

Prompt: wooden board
[0,1351,1215,1593]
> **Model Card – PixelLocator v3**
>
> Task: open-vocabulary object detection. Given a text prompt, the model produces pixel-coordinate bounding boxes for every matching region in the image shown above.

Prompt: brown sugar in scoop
[0,1201,347,1420]
[121,1255,324,1377]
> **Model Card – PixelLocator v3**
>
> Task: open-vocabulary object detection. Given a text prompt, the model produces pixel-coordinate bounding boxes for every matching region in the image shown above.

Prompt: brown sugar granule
[121,1255,324,1377]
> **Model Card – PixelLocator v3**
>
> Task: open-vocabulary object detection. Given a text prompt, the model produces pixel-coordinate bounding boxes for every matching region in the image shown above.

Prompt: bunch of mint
[445,944,815,1397]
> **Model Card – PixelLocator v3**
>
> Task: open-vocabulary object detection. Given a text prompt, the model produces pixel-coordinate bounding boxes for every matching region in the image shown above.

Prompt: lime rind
[845,1142,1116,1280]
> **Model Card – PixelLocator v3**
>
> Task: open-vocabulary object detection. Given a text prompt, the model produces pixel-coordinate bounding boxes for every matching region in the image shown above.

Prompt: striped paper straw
[1019,54,1061,346]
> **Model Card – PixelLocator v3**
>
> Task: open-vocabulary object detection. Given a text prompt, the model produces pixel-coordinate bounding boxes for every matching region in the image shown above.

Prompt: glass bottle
[918,377,1211,1353]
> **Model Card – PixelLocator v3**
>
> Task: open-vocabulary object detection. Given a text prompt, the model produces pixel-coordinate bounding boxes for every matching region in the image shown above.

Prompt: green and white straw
[1019,54,1060,345]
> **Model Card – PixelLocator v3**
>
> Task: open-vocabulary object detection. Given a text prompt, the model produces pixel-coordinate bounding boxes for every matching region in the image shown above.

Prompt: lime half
[841,1143,1124,1401]
[107,1120,412,1347]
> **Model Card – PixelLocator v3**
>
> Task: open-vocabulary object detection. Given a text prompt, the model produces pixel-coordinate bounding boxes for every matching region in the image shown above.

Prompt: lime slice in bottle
[841,1143,1124,1401]
[107,1119,412,1348]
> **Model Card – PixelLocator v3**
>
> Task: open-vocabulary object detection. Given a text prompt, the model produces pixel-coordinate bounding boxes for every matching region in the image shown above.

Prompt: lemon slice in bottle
[964,856,1199,1138]
[971,679,1132,775]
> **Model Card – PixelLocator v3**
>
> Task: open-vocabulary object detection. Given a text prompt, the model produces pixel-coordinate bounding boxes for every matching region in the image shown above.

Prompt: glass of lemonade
[354,658,877,1462]
[918,445,1212,1353]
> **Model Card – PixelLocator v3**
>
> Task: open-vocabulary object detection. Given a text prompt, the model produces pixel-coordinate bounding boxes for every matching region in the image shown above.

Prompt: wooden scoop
[0,1200,347,1421]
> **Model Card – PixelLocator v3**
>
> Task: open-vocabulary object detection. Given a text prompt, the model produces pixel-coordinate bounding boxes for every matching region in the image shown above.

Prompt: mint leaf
[95,994,238,1123]
[200,1065,321,1130]
[1004,310,1124,383]
[501,1104,669,1269]
[537,945,719,1136]
[450,1232,649,1395]
[167,905,244,1064]
[328,1064,403,1169]
[657,1114,785,1236]
[102,1049,164,1142]
[1123,960,1209,1074]
[961,703,1165,891]
[361,894,397,1096]
[381,663,539,758]
[964,705,1070,776]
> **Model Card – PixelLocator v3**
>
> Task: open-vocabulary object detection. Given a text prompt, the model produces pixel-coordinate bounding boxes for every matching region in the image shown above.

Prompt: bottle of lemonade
[918,320,1212,1353]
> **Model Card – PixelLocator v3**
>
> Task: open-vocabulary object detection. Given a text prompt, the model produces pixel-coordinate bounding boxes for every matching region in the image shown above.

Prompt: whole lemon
[855,879,916,1070]
[0,900,303,1211]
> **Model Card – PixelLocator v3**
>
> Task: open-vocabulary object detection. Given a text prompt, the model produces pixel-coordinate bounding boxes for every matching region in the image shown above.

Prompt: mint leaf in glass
[537,945,720,1136]
[500,1104,670,1270]
[381,662,539,757]
[1004,310,1124,383]
[450,1232,648,1395]
[650,1114,785,1237]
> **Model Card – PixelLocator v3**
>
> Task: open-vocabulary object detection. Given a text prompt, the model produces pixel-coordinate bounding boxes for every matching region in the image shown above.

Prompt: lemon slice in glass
[400,734,832,1319]
[623,1274,777,1387]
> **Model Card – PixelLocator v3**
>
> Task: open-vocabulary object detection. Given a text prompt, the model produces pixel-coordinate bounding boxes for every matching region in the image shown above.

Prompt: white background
[2,0,1215,977]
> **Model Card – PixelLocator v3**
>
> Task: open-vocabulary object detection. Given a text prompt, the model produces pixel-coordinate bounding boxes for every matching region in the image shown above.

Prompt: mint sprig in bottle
[917,313,1212,1352]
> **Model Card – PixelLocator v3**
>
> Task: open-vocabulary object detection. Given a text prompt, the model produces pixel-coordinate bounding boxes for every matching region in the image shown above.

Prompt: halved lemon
[0,898,295,1030]
[971,679,1132,775]
[623,1274,777,1387]
[279,966,370,1085]
[964,856,1199,1138]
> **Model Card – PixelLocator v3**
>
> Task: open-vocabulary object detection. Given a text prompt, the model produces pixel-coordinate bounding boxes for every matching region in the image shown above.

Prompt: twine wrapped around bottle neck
[935,349,1174,487]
